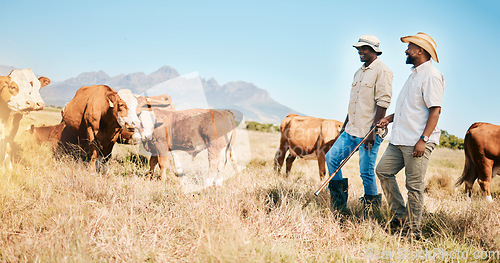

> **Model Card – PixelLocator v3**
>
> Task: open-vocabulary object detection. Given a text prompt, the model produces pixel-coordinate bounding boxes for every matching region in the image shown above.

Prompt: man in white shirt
[376,32,445,239]
[325,35,393,213]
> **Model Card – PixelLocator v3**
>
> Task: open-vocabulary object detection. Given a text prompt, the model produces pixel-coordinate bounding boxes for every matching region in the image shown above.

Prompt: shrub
[246,121,279,133]
[439,130,464,150]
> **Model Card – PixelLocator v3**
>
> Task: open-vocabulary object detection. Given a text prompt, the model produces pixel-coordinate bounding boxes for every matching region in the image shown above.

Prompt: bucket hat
[353,35,382,55]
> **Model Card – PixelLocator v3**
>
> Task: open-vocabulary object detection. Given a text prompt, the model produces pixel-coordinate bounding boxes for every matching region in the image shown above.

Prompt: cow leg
[317,151,327,180]
[274,141,288,174]
[149,156,158,179]
[464,178,475,198]
[89,148,99,174]
[224,130,238,173]
[0,136,5,168]
[464,172,477,198]
[170,152,183,176]
[285,154,297,177]
[86,126,99,174]
[98,143,114,175]
[3,144,12,170]
[2,113,23,169]
[207,142,223,186]
[157,156,169,181]
[228,145,239,173]
[477,158,494,202]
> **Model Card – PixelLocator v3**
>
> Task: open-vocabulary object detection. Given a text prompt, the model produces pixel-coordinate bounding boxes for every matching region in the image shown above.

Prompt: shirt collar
[361,57,380,70]
[411,60,432,73]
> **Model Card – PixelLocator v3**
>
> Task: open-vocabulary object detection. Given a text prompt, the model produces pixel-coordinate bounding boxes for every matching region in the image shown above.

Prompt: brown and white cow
[136,108,237,182]
[274,113,343,179]
[117,89,176,144]
[0,69,50,168]
[456,122,500,202]
[60,85,133,174]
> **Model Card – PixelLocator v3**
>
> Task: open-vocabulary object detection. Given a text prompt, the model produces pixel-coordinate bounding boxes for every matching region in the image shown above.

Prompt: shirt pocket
[360,80,374,89]
[360,80,375,99]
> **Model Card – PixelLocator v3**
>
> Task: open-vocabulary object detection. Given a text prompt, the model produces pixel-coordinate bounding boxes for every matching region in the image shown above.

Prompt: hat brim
[353,42,382,55]
[401,36,439,63]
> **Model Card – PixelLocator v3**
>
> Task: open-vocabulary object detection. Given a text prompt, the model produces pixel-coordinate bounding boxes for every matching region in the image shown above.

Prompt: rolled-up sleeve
[423,74,445,108]
[375,68,393,108]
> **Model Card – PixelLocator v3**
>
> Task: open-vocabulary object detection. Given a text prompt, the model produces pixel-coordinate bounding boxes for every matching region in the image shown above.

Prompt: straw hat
[401,32,439,63]
[353,35,382,55]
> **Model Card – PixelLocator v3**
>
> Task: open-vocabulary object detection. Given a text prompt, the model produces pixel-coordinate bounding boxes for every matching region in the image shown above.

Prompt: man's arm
[340,114,348,134]
[365,106,387,150]
[376,113,394,128]
[413,106,441,157]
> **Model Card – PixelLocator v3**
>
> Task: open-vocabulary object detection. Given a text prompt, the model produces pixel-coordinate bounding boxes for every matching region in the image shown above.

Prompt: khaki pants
[376,143,436,232]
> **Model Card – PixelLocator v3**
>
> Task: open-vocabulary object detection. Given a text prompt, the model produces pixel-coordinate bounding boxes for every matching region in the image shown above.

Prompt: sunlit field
[1,109,499,262]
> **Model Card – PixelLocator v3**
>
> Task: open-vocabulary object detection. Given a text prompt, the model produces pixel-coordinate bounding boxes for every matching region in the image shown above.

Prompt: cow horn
[108,98,114,108]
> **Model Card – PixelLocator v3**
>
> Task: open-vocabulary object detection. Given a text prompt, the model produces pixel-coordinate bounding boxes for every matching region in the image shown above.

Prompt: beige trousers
[376,142,436,232]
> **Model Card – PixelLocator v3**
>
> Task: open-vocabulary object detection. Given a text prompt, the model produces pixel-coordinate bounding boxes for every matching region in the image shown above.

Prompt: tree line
[246,121,464,150]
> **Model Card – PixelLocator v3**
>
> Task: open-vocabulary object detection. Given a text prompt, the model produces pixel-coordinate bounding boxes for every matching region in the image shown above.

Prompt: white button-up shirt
[345,58,393,138]
[390,60,445,146]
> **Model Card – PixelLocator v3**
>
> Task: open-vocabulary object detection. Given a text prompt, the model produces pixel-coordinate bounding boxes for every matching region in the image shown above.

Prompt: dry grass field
[1,109,500,262]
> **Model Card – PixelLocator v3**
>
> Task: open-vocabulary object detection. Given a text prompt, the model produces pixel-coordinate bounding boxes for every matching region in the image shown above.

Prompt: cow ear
[10,82,19,96]
[108,98,114,108]
[38,77,51,88]
[154,122,163,129]
[0,77,7,91]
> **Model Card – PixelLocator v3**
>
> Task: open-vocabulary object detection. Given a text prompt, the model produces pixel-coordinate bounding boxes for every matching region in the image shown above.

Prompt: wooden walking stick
[314,126,386,196]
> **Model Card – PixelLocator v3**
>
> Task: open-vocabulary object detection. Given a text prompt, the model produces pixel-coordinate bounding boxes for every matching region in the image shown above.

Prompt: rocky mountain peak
[28,65,301,124]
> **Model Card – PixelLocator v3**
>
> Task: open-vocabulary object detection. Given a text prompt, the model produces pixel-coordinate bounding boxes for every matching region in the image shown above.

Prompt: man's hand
[364,127,376,151]
[376,113,394,129]
[376,117,390,129]
[413,139,426,157]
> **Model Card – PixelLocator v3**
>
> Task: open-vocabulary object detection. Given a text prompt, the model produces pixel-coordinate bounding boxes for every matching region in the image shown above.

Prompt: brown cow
[0,69,50,168]
[456,122,500,202]
[28,122,66,149]
[274,113,343,179]
[61,85,132,174]
[136,108,237,182]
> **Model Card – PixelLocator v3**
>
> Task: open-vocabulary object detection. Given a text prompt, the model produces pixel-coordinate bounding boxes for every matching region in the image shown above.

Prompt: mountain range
[1,65,300,124]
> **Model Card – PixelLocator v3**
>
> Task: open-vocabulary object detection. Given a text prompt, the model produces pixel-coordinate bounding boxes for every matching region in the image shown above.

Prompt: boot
[328,178,349,214]
[360,194,382,217]
[360,194,382,209]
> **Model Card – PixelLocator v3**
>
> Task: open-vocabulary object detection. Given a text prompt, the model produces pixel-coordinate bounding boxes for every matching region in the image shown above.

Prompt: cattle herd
[0,69,498,199]
[1,69,238,187]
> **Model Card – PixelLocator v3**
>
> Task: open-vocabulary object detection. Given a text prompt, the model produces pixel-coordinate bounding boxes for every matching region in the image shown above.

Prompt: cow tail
[456,130,475,187]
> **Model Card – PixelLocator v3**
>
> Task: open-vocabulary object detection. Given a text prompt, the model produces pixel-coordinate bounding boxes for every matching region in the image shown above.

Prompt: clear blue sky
[1,0,499,137]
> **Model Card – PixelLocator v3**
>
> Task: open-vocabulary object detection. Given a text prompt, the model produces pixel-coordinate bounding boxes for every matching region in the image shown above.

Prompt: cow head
[116,90,175,144]
[7,69,50,113]
[0,76,19,106]
[117,89,141,128]
[138,110,157,140]
[108,93,131,129]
